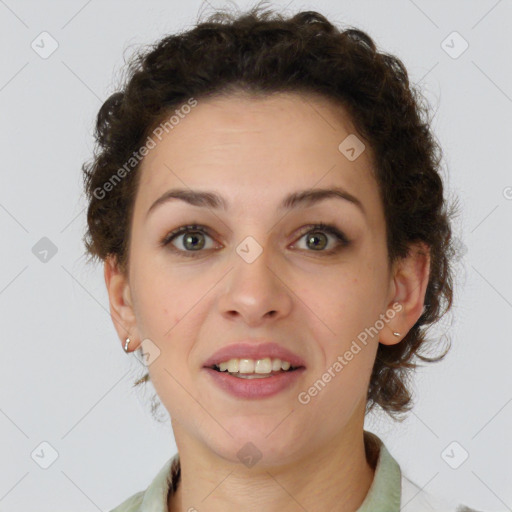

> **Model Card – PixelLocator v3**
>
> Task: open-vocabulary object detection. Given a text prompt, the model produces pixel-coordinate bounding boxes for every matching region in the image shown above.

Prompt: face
[106,91,410,466]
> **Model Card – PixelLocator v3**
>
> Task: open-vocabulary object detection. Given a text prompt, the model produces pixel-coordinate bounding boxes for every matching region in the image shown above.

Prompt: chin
[209,421,305,467]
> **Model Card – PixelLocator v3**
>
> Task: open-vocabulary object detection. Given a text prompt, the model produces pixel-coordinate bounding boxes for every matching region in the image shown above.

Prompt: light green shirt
[109,430,476,512]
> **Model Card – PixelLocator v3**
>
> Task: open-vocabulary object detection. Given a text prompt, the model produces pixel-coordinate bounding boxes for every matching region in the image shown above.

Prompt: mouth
[203,365,306,399]
[207,357,303,379]
[202,341,307,399]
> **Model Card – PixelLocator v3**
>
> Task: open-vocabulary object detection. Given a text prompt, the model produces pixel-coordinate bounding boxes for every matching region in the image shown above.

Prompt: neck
[167,424,377,512]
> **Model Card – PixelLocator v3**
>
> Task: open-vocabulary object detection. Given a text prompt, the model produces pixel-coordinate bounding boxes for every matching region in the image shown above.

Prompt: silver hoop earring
[124,337,131,352]
[393,332,401,337]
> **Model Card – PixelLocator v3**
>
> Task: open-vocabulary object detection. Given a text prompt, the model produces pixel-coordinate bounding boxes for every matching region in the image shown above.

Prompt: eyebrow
[146,186,366,218]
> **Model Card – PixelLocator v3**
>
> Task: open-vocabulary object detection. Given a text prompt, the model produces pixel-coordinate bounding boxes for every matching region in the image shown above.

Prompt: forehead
[135,91,381,218]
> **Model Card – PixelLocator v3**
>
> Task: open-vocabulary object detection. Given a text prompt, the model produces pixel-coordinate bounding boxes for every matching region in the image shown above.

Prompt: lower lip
[203,367,306,399]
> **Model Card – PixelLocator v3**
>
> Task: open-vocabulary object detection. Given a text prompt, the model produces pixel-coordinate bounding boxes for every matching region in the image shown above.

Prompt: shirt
[109,430,481,512]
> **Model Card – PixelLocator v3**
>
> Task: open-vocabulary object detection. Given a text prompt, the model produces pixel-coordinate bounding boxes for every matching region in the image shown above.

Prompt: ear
[379,242,431,346]
[104,255,141,351]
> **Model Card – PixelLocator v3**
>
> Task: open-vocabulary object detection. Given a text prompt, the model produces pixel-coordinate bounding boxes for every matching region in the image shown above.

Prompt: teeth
[239,359,255,373]
[255,358,273,374]
[214,357,295,374]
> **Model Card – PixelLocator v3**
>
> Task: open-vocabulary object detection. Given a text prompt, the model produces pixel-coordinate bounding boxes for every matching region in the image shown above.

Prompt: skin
[104,91,430,512]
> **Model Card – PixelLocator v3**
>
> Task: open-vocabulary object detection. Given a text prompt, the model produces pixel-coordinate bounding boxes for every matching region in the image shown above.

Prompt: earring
[392,302,401,337]
[124,337,131,352]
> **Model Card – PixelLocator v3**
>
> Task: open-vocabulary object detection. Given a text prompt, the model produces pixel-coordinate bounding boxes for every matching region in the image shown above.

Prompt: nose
[217,241,293,327]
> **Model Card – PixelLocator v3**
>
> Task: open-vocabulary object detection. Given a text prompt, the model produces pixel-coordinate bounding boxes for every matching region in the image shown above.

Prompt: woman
[82,4,479,511]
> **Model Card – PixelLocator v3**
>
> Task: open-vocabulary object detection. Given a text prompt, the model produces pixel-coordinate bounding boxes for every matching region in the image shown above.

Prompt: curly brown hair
[82,3,461,421]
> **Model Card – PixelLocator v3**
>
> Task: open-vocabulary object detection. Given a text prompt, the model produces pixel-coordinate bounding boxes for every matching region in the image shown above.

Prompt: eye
[160,224,218,257]
[160,222,351,257]
[292,222,351,254]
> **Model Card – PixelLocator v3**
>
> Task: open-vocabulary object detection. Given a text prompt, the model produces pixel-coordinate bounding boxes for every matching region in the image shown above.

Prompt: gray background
[1,0,511,510]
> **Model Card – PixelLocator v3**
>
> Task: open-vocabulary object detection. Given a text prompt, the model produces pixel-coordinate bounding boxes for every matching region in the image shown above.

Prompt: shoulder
[107,454,179,512]
[108,490,145,512]
[401,474,483,512]
[364,431,483,512]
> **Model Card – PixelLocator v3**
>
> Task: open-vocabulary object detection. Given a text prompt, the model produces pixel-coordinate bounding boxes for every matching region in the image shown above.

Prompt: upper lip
[203,340,306,368]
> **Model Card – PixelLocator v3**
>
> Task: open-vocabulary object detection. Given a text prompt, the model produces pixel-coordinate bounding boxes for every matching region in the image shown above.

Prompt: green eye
[160,222,350,258]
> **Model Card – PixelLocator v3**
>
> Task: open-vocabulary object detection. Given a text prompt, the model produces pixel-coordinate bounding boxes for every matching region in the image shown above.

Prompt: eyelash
[159,222,351,258]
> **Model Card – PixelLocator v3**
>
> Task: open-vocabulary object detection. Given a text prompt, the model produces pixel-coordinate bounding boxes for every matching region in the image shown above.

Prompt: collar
[134,430,401,511]
[357,430,402,510]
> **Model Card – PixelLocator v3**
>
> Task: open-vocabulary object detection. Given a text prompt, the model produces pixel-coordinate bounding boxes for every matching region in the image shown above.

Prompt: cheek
[133,268,188,329]
[304,272,379,338]
[310,276,381,393]
[313,343,377,418]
